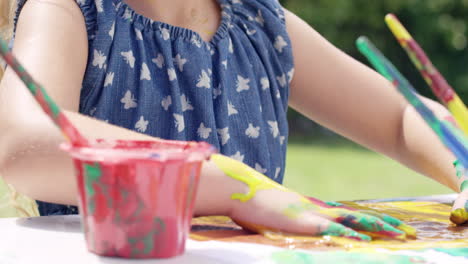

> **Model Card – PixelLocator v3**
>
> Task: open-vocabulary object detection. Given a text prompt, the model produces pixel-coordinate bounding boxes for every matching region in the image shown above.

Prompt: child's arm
[285,10,461,192]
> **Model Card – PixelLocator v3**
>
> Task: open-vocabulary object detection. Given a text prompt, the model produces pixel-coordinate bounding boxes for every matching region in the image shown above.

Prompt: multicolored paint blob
[0,37,88,146]
[385,14,468,135]
[190,199,468,252]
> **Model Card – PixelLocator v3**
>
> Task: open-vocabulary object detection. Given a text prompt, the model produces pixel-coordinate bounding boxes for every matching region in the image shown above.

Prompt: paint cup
[61,139,215,259]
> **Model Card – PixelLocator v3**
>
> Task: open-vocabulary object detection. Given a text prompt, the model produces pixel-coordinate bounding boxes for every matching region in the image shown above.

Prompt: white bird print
[274,36,288,53]
[89,107,97,116]
[255,10,265,26]
[274,167,281,179]
[255,163,267,174]
[161,95,172,111]
[140,63,151,81]
[276,90,281,99]
[152,53,165,69]
[208,69,213,75]
[104,72,114,87]
[196,70,211,89]
[168,68,177,81]
[95,0,103,12]
[121,50,135,68]
[109,22,115,39]
[213,86,222,99]
[191,35,202,48]
[174,114,185,133]
[228,38,234,53]
[217,127,230,145]
[276,8,285,20]
[197,123,212,139]
[222,60,228,69]
[173,54,187,72]
[277,74,287,87]
[279,136,286,145]
[232,0,242,4]
[135,116,149,133]
[261,77,270,90]
[121,90,137,110]
[243,24,256,35]
[92,49,106,69]
[76,0,85,5]
[161,27,170,40]
[135,28,143,40]
[236,75,250,92]
[245,123,260,139]
[288,68,295,82]
[181,94,194,112]
[123,8,132,21]
[230,151,244,163]
[259,105,262,112]
[268,121,279,138]
[228,101,238,116]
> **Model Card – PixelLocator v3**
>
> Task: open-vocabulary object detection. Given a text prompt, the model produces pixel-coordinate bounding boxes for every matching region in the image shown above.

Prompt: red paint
[62,139,215,258]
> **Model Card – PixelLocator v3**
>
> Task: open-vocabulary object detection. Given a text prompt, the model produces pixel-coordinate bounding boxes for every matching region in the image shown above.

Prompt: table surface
[1,194,467,264]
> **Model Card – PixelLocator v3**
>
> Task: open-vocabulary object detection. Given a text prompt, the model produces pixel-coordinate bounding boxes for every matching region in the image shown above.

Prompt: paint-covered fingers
[318,221,371,241]
[356,210,416,238]
[318,208,407,240]
[450,188,468,225]
[324,201,417,238]
[234,211,371,242]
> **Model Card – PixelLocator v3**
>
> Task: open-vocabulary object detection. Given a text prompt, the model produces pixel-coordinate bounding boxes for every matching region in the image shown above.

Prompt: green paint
[129,232,155,256]
[325,201,343,207]
[321,222,371,241]
[128,218,166,257]
[270,251,425,264]
[84,163,102,197]
[40,87,61,117]
[130,196,145,219]
[270,251,313,264]
[434,247,468,257]
[453,160,465,179]
[461,180,468,192]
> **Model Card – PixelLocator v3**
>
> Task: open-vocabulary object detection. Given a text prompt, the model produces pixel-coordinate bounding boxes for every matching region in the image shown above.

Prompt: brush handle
[0,37,88,146]
[357,37,468,169]
[385,14,468,134]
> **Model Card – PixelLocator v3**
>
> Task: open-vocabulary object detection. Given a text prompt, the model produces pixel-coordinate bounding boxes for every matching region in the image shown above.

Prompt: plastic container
[62,139,215,258]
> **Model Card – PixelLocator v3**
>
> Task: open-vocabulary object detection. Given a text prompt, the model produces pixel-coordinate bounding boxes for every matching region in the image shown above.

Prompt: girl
[0,0,466,239]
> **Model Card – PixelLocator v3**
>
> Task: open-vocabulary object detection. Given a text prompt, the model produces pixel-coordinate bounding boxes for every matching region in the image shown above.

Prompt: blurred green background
[280,0,465,200]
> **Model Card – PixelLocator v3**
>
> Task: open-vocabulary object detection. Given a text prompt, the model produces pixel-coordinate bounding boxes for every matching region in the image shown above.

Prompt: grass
[283,139,453,201]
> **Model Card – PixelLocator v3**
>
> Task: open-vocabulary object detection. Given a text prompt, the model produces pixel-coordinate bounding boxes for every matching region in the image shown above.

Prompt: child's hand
[211,155,416,241]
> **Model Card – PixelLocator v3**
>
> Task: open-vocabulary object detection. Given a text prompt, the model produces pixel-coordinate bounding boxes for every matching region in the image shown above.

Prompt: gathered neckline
[114,0,233,47]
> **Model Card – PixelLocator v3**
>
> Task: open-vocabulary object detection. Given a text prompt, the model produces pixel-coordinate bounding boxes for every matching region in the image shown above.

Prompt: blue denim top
[15,0,294,215]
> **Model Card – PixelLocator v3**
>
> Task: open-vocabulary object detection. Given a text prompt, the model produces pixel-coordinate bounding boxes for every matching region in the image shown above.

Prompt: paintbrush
[0,37,89,147]
[385,14,468,135]
[356,36,468,170]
